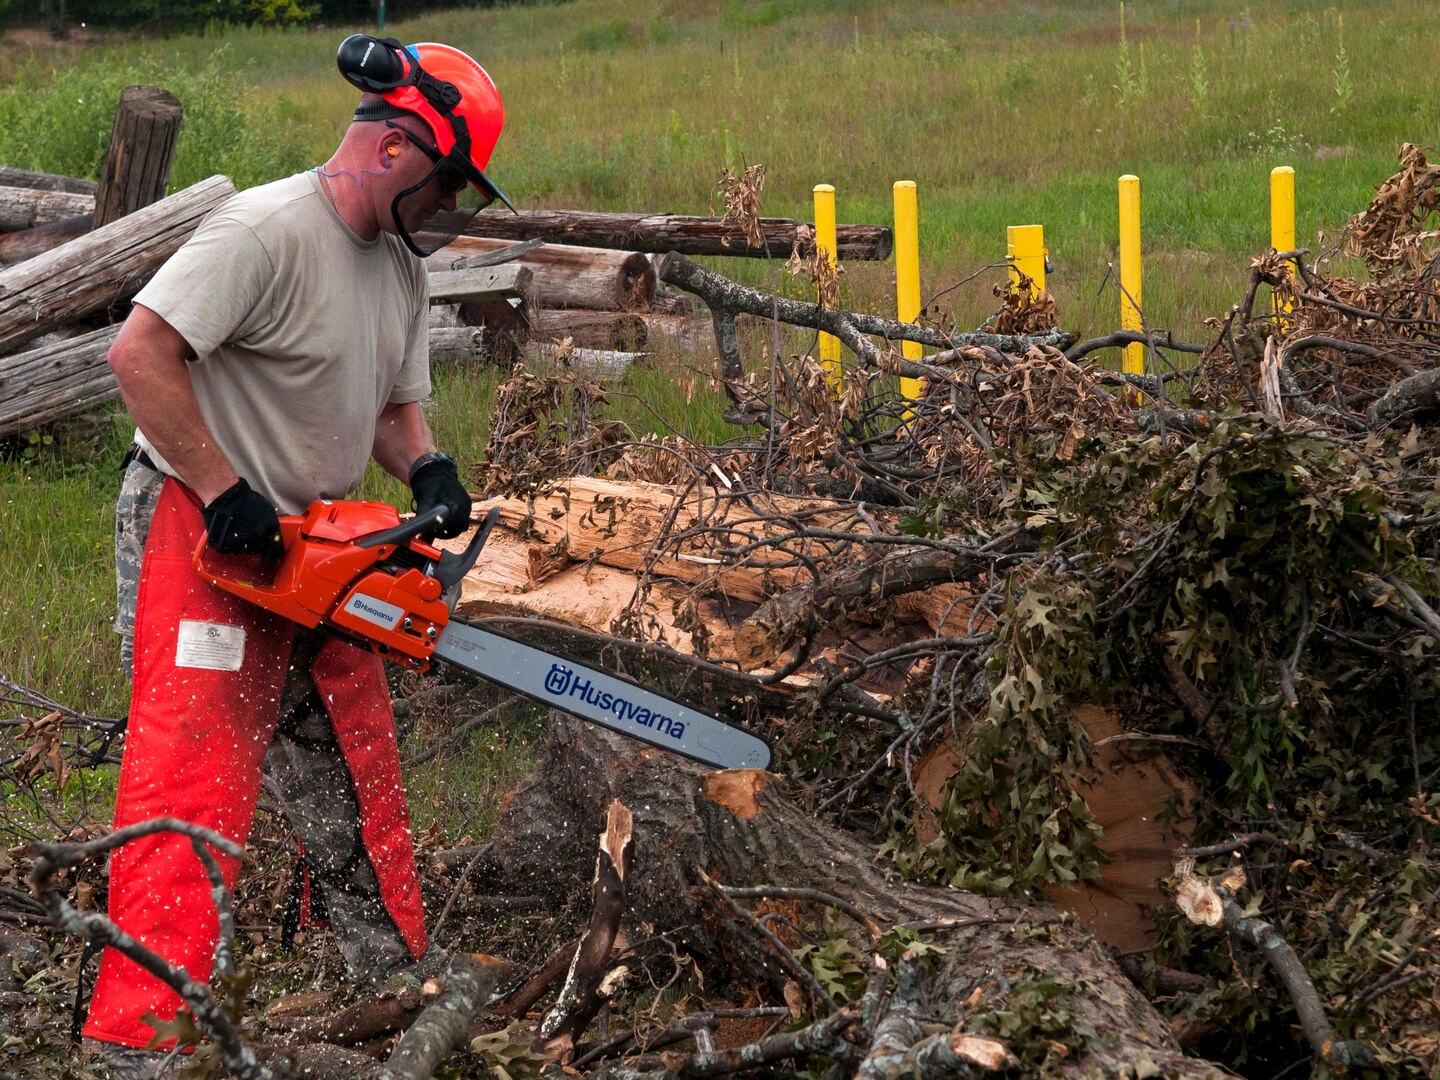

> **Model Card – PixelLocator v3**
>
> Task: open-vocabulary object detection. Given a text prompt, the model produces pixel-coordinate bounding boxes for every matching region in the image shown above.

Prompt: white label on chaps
[175,620,246,671]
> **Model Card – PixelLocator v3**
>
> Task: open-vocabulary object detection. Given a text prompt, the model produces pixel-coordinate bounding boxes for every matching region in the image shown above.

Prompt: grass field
[1,0,1435,731]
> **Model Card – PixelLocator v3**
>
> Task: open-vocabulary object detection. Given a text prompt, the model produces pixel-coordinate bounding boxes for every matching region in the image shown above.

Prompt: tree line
[22,0,538,35]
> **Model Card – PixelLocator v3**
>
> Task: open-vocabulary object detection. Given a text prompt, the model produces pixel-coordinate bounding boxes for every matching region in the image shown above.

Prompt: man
[86,37,512,1069]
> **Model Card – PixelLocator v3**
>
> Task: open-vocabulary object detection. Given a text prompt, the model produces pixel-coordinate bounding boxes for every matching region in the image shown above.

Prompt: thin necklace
[317,169,340,217]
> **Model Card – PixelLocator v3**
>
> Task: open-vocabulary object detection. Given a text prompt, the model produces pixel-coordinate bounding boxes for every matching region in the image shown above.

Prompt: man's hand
[202,479,284,560]
[409,453,472,539]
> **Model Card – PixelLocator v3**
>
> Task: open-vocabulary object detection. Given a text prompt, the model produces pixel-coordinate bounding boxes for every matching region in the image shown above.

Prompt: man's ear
[379,131,404,168]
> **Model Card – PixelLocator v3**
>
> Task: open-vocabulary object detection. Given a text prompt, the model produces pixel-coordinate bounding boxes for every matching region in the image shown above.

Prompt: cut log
[0,214,93,267]
[0,167,96,195]
[486,720,1235,1077]
[465,209,893,261]
[0,325,121,438]
[377,955,505,1080]
[93,86,184,229]
[523,344,645,379]
[522,310,714,355]
[634,312,715,356]
[912,704,1195,953]
[0,174,236,357]
[0,186,93,231]
[484,476,858,603]
[434,236,656,311]
[428,325,489,364]
[443,524,739,664]
[531,309,647,350]
[457,298,530,364]
[428,263,532,305]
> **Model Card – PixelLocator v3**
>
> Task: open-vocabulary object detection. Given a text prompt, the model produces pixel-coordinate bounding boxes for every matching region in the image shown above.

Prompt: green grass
[1,0,1434,754]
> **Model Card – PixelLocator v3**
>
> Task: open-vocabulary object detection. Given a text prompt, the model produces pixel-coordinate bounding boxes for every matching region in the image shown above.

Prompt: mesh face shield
[386,123,501,257]
[338,35,514,259]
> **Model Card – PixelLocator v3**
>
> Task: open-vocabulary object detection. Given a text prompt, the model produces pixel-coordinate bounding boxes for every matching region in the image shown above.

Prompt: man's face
[384,121,464,235]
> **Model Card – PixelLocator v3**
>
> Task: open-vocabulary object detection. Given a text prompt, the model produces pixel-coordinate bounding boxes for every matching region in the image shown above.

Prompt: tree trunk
[0,174,235,357]
[0,186,92,231]
[486,720,1235,1078]
[0,166,96,195]
[436,236,656,311]
[466,209,893,261]
[93,86,184,228]
[0,325,120,438]
[0,214,93,267]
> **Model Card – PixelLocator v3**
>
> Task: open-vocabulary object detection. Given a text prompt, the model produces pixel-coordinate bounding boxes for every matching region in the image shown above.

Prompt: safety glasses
[387,121,500,204]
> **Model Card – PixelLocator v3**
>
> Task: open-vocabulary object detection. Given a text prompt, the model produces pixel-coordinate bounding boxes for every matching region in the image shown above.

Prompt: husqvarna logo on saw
[543,663,687,741]
[344,593,403,629]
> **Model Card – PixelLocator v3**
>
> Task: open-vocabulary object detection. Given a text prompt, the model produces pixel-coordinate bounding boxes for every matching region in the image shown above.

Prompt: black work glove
[409,453,472,540]
[202,478,284,561]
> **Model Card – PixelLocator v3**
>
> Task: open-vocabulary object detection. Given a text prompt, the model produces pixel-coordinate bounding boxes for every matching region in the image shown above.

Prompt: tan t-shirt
[133,171,431,514]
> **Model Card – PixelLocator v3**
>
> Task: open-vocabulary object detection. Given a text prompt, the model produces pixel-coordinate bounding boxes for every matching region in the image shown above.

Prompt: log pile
[0,152,895,434]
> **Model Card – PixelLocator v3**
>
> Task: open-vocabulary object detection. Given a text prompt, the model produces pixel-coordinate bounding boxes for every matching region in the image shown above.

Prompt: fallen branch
[378,953,505,1080]
[28,818,273,1080]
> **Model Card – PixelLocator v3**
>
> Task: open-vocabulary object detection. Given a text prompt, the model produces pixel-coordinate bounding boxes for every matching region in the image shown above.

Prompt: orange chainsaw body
[193,499,454,672]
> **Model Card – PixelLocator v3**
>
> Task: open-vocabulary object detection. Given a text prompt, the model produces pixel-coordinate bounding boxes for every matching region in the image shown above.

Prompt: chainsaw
[193,499,771,770]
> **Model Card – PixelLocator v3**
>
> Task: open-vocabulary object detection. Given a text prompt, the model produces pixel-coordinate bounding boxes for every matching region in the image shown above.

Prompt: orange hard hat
[337,35,513,212]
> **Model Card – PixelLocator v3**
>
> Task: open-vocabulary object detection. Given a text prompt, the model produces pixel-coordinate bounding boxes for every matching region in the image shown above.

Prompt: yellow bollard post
[893,180,924,404]
[813,184,841,387]
[1118,174,1143,375]
[1271,165,1295,319]
[1006,224,1047,299]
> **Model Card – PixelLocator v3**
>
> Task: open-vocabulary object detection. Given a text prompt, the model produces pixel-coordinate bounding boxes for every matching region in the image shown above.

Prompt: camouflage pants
[113,459,164,677]
[113,459,414,983]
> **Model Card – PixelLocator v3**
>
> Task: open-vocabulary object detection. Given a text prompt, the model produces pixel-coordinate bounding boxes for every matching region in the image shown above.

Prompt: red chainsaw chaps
[84,479,427,1050]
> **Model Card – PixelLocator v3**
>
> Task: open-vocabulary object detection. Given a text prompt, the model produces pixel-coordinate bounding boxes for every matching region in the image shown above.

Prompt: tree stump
[485,718,1235,1078]
[93,86,184,229]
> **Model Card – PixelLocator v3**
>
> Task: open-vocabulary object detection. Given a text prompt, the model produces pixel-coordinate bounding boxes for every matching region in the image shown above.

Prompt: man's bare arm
[372,399,437,480]
[107,304,237,504]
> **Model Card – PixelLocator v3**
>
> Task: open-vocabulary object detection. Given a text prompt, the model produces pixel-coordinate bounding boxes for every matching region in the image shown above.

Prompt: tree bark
[540,801,633,1060]
[0,174,235,357]
[93,86,184,228]
[436,236,656,311]
[466,209,893,261]
[531,309,648,349]
[486,720,1236,1078]
[428,325,489,364]
[377,955,505,1080]
[0,325,121,438]
[0,166,96,195]
[0,186,92,231]
[0,214,93,267]
[733,544,997,670]
[1368,367,1440,428]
